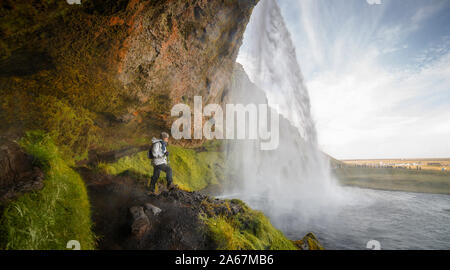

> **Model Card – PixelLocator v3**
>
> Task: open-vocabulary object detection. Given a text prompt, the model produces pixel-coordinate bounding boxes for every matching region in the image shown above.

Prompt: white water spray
[225,0,345,230]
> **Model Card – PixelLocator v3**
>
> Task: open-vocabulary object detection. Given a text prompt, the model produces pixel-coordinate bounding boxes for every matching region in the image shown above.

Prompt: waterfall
[225,0,345,230]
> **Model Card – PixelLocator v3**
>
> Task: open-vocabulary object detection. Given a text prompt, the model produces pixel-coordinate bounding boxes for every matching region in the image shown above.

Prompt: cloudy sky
[277,0,450,159]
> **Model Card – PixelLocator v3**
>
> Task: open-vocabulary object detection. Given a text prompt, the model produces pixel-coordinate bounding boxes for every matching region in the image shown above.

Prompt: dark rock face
[117,1,258,102]
[0,0,259,149]
[0,50,54,77]
[0,139,44,204]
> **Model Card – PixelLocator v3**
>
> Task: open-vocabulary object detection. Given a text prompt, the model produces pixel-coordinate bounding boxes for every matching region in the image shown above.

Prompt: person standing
[148,132,174,192]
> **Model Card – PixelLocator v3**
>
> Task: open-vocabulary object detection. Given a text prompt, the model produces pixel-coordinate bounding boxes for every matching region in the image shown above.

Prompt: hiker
[148,132,174,192]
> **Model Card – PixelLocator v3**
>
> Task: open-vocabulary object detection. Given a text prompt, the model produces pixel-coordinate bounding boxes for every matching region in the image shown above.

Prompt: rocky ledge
[0,139,44,204]
[78,166,322,250]
[78,167,247,250]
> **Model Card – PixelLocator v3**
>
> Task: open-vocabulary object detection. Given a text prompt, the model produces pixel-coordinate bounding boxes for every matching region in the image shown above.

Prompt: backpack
[148,143,157,159]
[147,141,164,159]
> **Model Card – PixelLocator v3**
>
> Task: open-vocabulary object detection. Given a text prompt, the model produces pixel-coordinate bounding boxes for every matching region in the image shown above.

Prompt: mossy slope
[202,199,297,250]
[98,143,224,192]
[0,131,95,250]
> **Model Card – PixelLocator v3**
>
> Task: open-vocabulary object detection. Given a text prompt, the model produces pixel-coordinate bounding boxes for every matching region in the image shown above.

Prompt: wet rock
[145,203,162,216]
[293,232,324,250]
[117,113,136,123]
[130,206,150,238]
[230,205,241,215]
[214,204,230,216]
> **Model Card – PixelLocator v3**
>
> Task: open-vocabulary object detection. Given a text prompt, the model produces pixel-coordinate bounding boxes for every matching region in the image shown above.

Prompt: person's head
[161,132,169,143]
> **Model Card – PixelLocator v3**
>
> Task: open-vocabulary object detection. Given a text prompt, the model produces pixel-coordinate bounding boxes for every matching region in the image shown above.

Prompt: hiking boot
[167,183,178,190]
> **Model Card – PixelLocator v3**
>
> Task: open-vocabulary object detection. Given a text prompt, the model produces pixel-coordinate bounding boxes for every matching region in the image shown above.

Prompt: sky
[277,0,450,159]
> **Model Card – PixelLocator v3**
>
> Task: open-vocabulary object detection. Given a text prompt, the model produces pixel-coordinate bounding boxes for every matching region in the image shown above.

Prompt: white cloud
[411,2,446,24]
[308,51,450,159]
[278,0,450,159]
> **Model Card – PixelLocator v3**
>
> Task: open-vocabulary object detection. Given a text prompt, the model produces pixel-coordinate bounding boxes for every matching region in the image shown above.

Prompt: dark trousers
[150,164,173,190]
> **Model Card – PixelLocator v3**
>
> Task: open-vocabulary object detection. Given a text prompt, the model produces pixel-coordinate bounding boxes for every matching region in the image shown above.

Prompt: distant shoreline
[341,158,450,161]
[338,158,450,174]
[339,182,450,196]
[334,167,450,195]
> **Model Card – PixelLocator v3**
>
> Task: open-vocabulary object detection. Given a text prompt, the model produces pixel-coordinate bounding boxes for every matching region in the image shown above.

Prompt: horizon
[340,157,450,161]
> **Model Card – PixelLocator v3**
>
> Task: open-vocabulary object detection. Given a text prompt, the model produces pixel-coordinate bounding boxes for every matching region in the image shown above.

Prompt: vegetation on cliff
[0,131,95,250]
[0,0,257,159]
[0,130,315,250]
[97,141,224,192]
[202,199,297,250]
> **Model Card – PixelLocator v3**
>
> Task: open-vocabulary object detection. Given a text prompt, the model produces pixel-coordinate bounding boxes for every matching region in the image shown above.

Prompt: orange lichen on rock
[109,16,125,26]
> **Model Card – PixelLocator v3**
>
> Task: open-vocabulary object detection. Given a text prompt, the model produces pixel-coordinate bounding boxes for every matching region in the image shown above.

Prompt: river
[282,187,450,250]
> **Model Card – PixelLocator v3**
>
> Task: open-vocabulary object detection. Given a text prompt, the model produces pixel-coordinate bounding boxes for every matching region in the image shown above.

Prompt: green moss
[0,94,98,161]
[169,146,223,191]
[304,233,324,250]
[293,233,324,250]
[98,151,152,178]
[1,1,133,159]
[201,200,298,250]
[97,144,224,192]
[0,131,96,250]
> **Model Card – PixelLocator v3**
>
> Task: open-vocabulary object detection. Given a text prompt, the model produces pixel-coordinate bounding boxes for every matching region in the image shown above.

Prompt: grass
[0,131,95,250]
[335,167,450,195]
[201,199,298,250]
[98,143,224,192]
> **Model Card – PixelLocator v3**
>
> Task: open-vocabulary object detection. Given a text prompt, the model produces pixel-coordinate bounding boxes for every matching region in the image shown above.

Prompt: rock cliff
[0,0,258,157]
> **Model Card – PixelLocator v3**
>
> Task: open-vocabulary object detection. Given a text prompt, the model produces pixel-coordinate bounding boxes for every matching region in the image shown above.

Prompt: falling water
[224,0,345,231]
[221,0,450,249]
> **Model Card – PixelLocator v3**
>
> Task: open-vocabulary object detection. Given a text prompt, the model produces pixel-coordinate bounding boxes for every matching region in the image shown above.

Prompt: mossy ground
[98,142,224,192]
[201,199,298,250]
[0,131,95,250]
[203,207,298,250]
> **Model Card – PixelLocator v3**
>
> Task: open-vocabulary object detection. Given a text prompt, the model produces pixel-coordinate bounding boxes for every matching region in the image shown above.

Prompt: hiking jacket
[151,138,167,166]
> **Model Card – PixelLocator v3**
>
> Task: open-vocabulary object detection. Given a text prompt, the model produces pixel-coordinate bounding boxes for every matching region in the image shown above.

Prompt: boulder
[293,232,324,250]
[129,206,150,238]
[144,203,162,216]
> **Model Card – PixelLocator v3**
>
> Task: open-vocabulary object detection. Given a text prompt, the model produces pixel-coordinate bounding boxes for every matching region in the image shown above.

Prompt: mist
[223,0,346,230]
